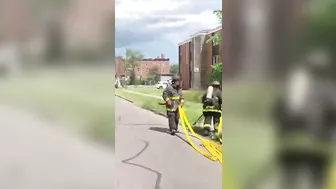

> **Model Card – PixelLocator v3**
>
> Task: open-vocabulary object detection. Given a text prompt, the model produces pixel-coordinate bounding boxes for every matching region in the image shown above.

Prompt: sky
[115,0,221,64]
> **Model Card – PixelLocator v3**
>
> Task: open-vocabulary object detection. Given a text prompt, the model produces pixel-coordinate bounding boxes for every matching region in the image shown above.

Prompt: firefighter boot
[167,112,177,135]
[203,126,211,136]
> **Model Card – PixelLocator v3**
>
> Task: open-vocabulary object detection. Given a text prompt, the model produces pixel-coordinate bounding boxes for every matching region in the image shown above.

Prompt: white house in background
[159,74,173,82]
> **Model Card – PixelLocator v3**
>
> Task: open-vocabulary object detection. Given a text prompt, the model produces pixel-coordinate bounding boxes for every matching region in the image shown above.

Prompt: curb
[146,108,167,117]
[115,94,134,103]
[115,94,166,117]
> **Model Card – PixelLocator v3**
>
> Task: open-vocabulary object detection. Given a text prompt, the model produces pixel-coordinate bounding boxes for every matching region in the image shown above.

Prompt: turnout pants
[278,152,329,189]
[167,109,180,131]
[203,111,221,131]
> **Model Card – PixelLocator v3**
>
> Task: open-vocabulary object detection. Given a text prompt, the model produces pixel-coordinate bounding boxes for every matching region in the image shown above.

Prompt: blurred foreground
[0,66,115,188]
[0,104,114,189]
[222,0,336,189]
[0,66,114,144]
[0,0,115,187]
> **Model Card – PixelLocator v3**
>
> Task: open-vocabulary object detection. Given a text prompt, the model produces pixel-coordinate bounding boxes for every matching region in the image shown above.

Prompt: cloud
[115,0,221,62]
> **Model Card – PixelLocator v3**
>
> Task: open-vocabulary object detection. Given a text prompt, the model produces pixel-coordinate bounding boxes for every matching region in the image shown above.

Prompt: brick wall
[115,55,170,79]
[179,28,222,90]
[134,59,170,78]
[179,42,191,89]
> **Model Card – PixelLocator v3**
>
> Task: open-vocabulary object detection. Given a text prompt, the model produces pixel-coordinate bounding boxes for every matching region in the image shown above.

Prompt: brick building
[178,26,222,90]
[115,54,170,79]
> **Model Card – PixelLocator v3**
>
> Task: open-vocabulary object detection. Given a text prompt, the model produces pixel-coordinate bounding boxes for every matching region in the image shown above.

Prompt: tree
[170,64,179,74]
[298,0,336,76]
[122,48,144,85]
[148,66,160,82]
[207,10,222,44]
[206,10,222,83]
[303,1,336,61]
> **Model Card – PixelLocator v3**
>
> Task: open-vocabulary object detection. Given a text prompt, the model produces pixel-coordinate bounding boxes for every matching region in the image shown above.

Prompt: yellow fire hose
[179,106,222,164]
[325,160,336,189]
[179,106,238,189]
[218,116,222,143]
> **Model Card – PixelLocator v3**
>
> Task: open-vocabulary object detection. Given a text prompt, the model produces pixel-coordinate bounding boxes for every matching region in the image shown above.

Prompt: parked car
[156,81,169,89]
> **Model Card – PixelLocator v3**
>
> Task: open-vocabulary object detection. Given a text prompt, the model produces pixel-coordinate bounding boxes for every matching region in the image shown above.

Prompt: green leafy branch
[206,10,222,82]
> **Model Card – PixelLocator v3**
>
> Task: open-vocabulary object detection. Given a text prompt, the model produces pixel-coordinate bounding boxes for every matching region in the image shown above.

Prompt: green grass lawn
[125,87,205,103]
[115,88,202,122]
[0,68,114,145]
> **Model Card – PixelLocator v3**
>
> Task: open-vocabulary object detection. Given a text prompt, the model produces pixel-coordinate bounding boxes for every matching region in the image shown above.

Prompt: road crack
[121,139,162,189]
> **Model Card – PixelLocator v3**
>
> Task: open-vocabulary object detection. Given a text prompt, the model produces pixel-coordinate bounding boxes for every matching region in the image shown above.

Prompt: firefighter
[162,75,184,135]
[273,50,336,189]
[202,81,222,137]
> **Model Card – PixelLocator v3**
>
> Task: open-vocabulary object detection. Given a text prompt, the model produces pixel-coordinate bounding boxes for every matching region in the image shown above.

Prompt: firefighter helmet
[172,75,180,81]
[212,81,220,86]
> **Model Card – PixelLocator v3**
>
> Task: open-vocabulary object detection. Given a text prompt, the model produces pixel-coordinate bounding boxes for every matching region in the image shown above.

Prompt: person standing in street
[162,75,184,135]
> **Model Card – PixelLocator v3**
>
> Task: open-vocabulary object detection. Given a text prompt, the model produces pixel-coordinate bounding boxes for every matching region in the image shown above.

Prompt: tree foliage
[206,10,222,83]
[303,0,336,63]
[121,48,144,85]
[125,48,144,69]
[148,66,160,82]
[207,10,223,44]
[170,64,179,74]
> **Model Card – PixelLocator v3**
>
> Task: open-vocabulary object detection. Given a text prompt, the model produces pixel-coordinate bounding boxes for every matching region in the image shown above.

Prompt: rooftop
[178,25,222,46]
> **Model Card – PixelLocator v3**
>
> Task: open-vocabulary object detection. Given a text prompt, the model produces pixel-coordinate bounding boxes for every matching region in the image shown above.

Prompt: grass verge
[126,87,204,104]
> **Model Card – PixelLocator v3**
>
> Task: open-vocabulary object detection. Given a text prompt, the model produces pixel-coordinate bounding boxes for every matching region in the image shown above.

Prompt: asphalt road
[0,105,114,189]
[115,97,222,189]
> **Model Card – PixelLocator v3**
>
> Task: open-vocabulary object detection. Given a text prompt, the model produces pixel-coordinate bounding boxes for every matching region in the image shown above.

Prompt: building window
[137,68,140,72]
[212,55,220,65]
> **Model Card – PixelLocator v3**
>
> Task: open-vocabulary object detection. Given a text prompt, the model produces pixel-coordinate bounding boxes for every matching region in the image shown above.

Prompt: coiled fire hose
[178,106,222,164]
[179,106,238,189]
